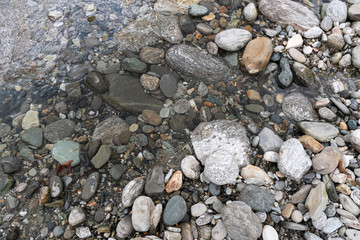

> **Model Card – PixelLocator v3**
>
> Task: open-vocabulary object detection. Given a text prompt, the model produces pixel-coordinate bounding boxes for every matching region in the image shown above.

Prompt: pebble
[91,145,111,169]
[49,175,63,198]
[321,16,333,32]
[22,110,39,130]
[303,27,323,39]
[263,151,279,163]
[116,215,133,239]
[258,127,283,153]
[44,119,76,143]
[163,195,187,226]
[241,165,273,186]
[298,135,324,153]
[305,182,328,220]
[312,146,342,174]
[291,210,303,223]
[282,93,318,121]
[75,227,91,238]
[52,140,80,167]
[215,29,252,52]
[132,196,154,232]
[286,34,303,49]
[165,170,183,193]
[326,0,347,23]
[322,217,344,234]
[298,121,339,142]
[278,57,293,87]
[262,225,279,240]
[188,4,209,17]
[191,203,207,217]
[174,99,191,114]
[122,178,145,208]
[243,3,257,22]
[81,172,100,202]
[68,207,87,226]
[352,45,360,68]
[181,155,201,180]
[339,194,360,216]
[239,184,275,212]
[160,74,178,98]
[212,220,227,240]
[289,48,306,63]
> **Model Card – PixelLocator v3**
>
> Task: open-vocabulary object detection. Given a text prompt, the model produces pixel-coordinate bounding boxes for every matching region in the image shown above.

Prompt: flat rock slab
[297,121,339,142]
[282,92,318,121]
[92,115,129,144]
[239,185,275,212]
[259,0,320,31]
[166,44,230,82]
[102,74,163,114]
[305,182,328,220]
[52,140,80,167]
[44,119,75,143]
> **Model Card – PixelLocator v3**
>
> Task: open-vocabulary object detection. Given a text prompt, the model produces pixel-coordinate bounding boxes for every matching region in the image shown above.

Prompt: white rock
[212,220,227,240]
[289,48,306,63]
[244,3,257,22]
[121,178,145,208]
[240,165,273,186]
[286,34,303,49]
[116,215,133,239]
[303,27,323,39]
[339,54,352,67]
[263,151,279,163]
[303,46,312,55]
[48,10,63,21]
[181,155,201,179]
[22,110,39,130]
[346,229,360,240]
[76,227,91,238]
[262,225,279,240]
[352,45,360,68]
[191,203,207,217]
[69,207,87,226]
[326,0,348,23]
[215,29,252,52]
[278,138,312,182]
[132,196,155,232]
[164,231,181,240]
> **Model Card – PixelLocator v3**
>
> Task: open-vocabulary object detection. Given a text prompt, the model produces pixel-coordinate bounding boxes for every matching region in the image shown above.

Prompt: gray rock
[318,107,337,121]
[282,93,318,121]
[339,54,352,67]
[188,4,209,17]
[330,97,350,115]
[121,58,147,74]
[353,45,360,68]
[44,119,75,143]
[303,27,323,39]
[160,74,178,98]
[0,123,11,138]
[322,217,343,234]
[215,29,252,52]
[92,115,129,144]
[191,120,251,168]
[327,33,345,50]
[280,222,309,231]
[1,156,21,174]
[212,220,227,240]
[181,155,201,180]
[116,215,134,239]
[7,196,19,209]
[52,140,80,167]
[69,207,87,226]
[21,127,43,148]
[91,145,111,169]
[278,138,312,182]
[85,71,109,94]
[122,178,145,208]
[350,129,360,152]
[102,74,163,114]
[140,47,165,64]
[297,121,339,142]
[339,194,360,216]
[292,62,317,87]
[174,99,191,114]
[278,57,293,88]
[19,146,35,162]
[239,185,275,212]
[166,44,230,82]
[305,182,328,220]
[75,227,91,238]
[258,127,283,153]
[53,226,64,237]
[81,172,100,201]
[303,231,323,240]
[259,0,320,30]
[196,23,213,35]
[326,0,347,23]
[145,166,165,196]
[132,196,155,232]
[109,164,127,180]
[203,150,239,185]
[346,229,360,240]
[221,201,262,240]
[191,203,207,217]
[49,175,63,198]
[320,16,333,32]
[163,196,187,226]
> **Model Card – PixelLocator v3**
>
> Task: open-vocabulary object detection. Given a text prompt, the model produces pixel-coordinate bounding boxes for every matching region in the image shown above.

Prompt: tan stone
[165,170,183,193]
[140,47,165,64]
[240,165,273,186]
[140,109,162,126]
[281,203,295,219]
[336,183,351,195]
[240,37,273,74]
[140,74,160,91]
[298,135,324,153]
[22,110,39,130]
[313,98,330,109]
[202,12,215,21]
[289,48,306,63]
[312,146,342,174]
[247,90,261,101]
[39,186,50,205]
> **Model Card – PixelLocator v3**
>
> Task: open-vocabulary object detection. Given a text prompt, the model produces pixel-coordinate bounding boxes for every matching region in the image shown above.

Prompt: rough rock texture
[292,62,317,87]
[282,92,318,121]
[326,0,347,23]
[350,129,360,152]
[259,0,320,31]
[240,37,273,74]
[278,138,312,182]
[221,201,262,240]
[132,196,155,232]
[122,179,145,208]
[191,120,251,168]
[312,146,342,174]
[166,44,230,82]
[239,185,275,212]
[44,119,75,143]
[305,182,328,220]
[214,29,252,52]
[297,121,339,142]
[92,115,129,144]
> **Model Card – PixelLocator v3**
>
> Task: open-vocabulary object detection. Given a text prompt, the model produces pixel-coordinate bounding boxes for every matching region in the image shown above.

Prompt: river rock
[239,185,275,212]
[181,155,201,180]
[339,194,360,216]
[322,217,343,234]
[145,166,165,196]
[122,178,145,208]
[289,48,306,63]
[85,71,109,93]
[121,58,147,74]
[240,37,273,74]
[191,203,207,217]
[346,229,360,240]
[160,74,178,98]
[286,34,303,49]
[163,195,187,226]
[312,146,342,174]
[21,127,43,148]
[0,123,10,138]
[278,57,293,87]
[259,0,319,30]
[244,3,257,22]
[69,207,87,226]
[215,29,252,52]
[326,0,347,23]
[318,107,337,121]
[212,220,227,240]
[221,201,262,240]
[191,120,251,168]
[166,44,230,82]
[49,175,63,198]
[92,115,129,144]
[188,4,209,17]
[305,182,328,220]
[132,196,155,232]
[297,121,339,142]
[140,47,165,64]
[303,27,323,39]
[22,110,39,130]
[321,16,333,32]
[1,156,21,174]
[165,170,183,193]
[298,135,324,153]
[102,74,163,114]
[350,129,360,152]
[116,215,134,239]
[262,225,279,240]
[282,92,318,121]
[352,45,360,68]
[327,33,345,50]
[44,119,75,143]
[91,145,111,169]
[292,62,317,87]
[240,165,273,186]
[81,172,100,201]
[52,140,80,167]
[278,138,312,182]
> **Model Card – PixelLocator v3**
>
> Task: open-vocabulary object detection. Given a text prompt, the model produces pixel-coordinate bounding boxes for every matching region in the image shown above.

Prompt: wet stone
[188,4,209,17]
[109,164,127,180]
[160,74,178,98]
[85,71,109,94]
[239,185,275,212]
[141,109,162,126]
[282,93,318,121]
[121,57,147,74]
[1,156,21,174]
[44,119,75,143]
[52,140,80,167]
[145,166,165,196]
[81,172,100,202]
[163,195,187,226]
[278,57,293,88]
[140,47,165,64]
[49,175,63,198]
[92,116,129,144]
[91,145,111,169]
[0,123,11,138]
[22,110,39,130]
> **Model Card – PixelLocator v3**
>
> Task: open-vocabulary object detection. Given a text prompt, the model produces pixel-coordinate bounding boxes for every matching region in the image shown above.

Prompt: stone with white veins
[215,29,252,52]
[116,215,133,238]
[286,34,303,49]
[303,27,323,39]
[132,196,155,232]
[305,182,328,220]
[326,0,347,23]
[181,155,201,180]
[282,93,318,121]
[121,178,145,208]
[243,3,257,22]
[69,207,87,226]
[278,138,311,182]
[191,120,251,168]
[297,121,339,142]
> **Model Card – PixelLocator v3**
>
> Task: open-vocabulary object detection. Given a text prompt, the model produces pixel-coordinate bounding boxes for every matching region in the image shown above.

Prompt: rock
[1,157,21,174]
[39,186,50,205]
[282,93,318,121]
[75,227,91,238]
[240,165,273,186]
[49,175,63,198]
[140,74,160,91]
[350,129,360,152]
[52,140,80,167]
[145,166,165,196]
[166,44,230,82]
[203,150,239,185]
[303,27,323,39]
[122,178,145,208]
[196,23,213,35]
[109,164,127,180]
[164,231,181,240]
[245,104,264,113]
[312,146,342,174]
[353,45,360,68]
[179,15,196,34]
[215,29,252,52]
[263,151,279,163]
[92,115,129,144]
[286,34,303,49]
[191,203,207,217]
[165,170,183,193]
[91,145,111,169]
[0,123,11,138]
[140,47,165,64]
[132,196,155,232]
[278,138,312,182]
[180,223,193,240]
[298,135,324,153]
[239,185,275,212]
[322,217,343,234]
[21,127,43,148]
[44,119,75,143]
[244,3,257,22]
[297,121,339,142]
[258,127,283,153]
[278,57,293,88]
[85,71,109,94]
[303,232,323,240]
[22,110,39,130]
[292,62,317,87]
[221,201,262,240]
[289,48,306,63]
[81,172,100,201]
[330,97,350,115]
[116,215,133,238]
[259,0,319,30]
[346,229,360,240]
[240,37,273,74]
[327,33,345,50]
[48,10,63,21]
[191,120,251,168]
[339,54,352,67]
[53,226,64,237]
[262,225,279,240]
[280,222,309,231]
[154,0,188,15]
[326,0,347,23]
[305,182,328,220]
[212,220,227,240]
[181,155,201,180]
[121,58,147,74]
[160,74,178,98]
[163,195,187,226]
[318,107,337,121]
[321,16,333,32]
[141,110,162,126]
[339,194,360,216]
[69,207,87,226]
[188,4,209,17]
[174,99,191,114]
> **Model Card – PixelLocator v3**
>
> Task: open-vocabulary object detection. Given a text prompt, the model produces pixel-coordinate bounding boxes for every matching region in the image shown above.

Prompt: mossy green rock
[121,58,147,74]
[52,140,80,167]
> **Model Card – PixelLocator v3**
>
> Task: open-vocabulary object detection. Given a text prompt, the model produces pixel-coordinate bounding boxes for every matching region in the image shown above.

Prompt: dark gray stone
[21,127,43,148]
[179,15,196,34]
[278,57,293,88]
[85,71,109,94]
[145,166,165,196]
[163,195,187,226]
[109,164,127,180]
[258,127,283,153]
[239,185,275,212]
[1,157,21,174]
[44,119,76,143]
[121,58,147,74]
[81,172,100,202]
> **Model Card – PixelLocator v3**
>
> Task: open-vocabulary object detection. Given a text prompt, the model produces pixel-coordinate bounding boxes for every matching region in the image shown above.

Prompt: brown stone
[240,37,273,74]
[312,146,342,174]
[139,47,165,64]
[140,74,160,91]
[313,98,330,109]
[165,170,183,193]
[39,186,50,205]
[298,135,324,153]
[202,12,215,21]
[89,139,102,157]
[117,130,131,144]
[282,203,295,219]
[247,90,261,101]
[141,109,162,126]
[290,185,312,204]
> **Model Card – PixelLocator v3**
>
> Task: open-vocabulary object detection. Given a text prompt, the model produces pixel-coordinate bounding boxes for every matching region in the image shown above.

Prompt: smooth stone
[68,207,87,226]
[290,185,313,204]
[312,146,342,174]
[350,129,360,152]
[181,155,201,180]
[289,48,306,63]
[188,4,209,17]
[212,220,227,240]
[280,222,309,231]
[352,45,360,68]
[312,212,327,230]
[298,135,324,153]
[258,127,283,153]
[292,62,317,87]
[52,141,80,167]
[160,74,178,98]
[191,203,207,217]
[241,165,273,185]
[303,231,323,240]
[44,119,75,143]
[53,226,64,237]
[132,196,155,232]
[191,120,251,168]
[21,127,43,148]
[1,156,21,174]
[318,107,337,121]
[245,104,265,113]
[49,175,63,198]
[221,201,262,240]
[339,194,360,216]
[327,33,345,50]
[326,0,347,23]
[92,115,129,144]
[0,123,11,138]
[263,151,279,163]
[165,170,182,193]
[196,23,213,35]
[122,178,145,208]
[145,166,165,196]
[330,97,350,115]
[166,44,230,82]
[278,138,312,182]
[321,16,333,32]
[282,93,318,121]
[179,14,196,34]
[243,3,257,22]
[286,34,303,49]
[22,110,39,130]
[91,145,111,169]
[215,29,252,52]
[85,71,109,94]
[7,196,19,209]
[81,172,100,201]
[19,146,35,161]
[305,182,328,220]
[163,195,187,226]
[109,164,127,180]
[303,27,323,39]
[259,0,319,30]
[239,185,275,212]
[346,229,360,240]
[297,121,339,142]
[262,225,279,240]
[278,57,293,88]
[322,217,343,234]
[116,215,134,239]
